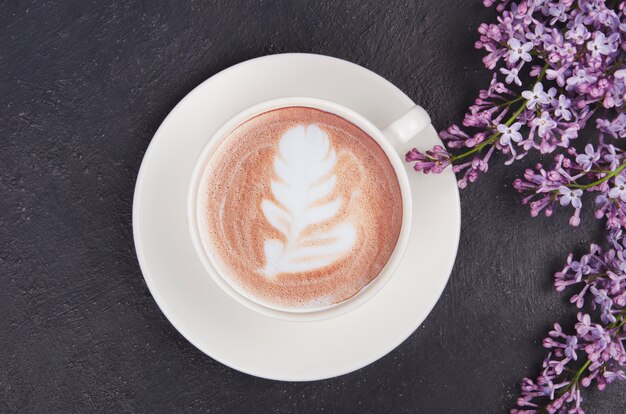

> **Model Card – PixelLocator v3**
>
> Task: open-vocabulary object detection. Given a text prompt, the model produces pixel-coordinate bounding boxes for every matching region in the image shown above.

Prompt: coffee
[200,106,403,310]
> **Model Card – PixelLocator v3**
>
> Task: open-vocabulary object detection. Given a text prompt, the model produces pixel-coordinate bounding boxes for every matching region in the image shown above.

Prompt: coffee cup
[187,97,430,321]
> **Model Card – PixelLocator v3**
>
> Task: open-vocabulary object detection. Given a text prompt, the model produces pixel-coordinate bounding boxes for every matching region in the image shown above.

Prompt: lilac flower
[604,371,626,384]
[507,37,533,63]
[570,255,591,282]
[587,31,615,57]
[545,86,557,106]
[554,95,572,121]
[526,23,545,44]
[546,66,568,87]
[497,122,523,145]
[559,186,583,209]
[566,24,591,45]
[597,113,626,139]
[603,144,620,171]
[560,126,579,146]
[590,286,615,324]
[532,111,557,137]
[575,144,600,171]
[522,82,550,108]
[576,313,593,336]
[549,4,568,25]
[500,66,522,86]
[535,236,626,407]
[566,68,597,91]
[405,2,626,410]
[564,335,578,360]
[580,0,603,19]
[608,175,626,202]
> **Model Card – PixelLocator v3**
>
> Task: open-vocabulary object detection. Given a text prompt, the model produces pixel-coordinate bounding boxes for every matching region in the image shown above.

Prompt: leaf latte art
[261,125,356,277]
[202,107,403,310]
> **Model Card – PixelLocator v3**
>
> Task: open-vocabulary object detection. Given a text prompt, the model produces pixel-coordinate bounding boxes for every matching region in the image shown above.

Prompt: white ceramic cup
[187,97,431,322]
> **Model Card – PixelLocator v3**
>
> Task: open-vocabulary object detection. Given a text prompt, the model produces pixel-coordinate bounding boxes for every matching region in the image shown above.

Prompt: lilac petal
[609,187,621,199]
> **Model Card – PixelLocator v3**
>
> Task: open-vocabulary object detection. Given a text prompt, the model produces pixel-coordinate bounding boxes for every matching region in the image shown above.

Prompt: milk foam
[202,107,403,309]
[261,124,356,277]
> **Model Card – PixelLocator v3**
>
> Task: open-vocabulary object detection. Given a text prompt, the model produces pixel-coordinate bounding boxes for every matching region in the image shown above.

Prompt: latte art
[261,124,356,277]
[201,107,403,309]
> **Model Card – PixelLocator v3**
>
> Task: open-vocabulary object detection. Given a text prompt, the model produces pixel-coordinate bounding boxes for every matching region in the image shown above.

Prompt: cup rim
[187,97,413,322]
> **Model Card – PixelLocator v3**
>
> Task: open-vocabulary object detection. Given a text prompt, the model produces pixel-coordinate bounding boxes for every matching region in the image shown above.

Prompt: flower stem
[572,360,591,384]
[568,162,626,190]
[448,63,549,163]
[497,95,524,107]
[583,273,607,283]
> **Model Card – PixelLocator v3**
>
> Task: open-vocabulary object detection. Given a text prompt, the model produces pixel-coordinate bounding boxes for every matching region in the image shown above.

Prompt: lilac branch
[404,0,626,412]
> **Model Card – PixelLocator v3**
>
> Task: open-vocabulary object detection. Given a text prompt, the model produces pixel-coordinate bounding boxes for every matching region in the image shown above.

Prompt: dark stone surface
[1,0,624,412]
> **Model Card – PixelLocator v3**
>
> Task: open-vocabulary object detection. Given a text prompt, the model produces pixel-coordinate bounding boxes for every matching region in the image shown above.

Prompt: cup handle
[381,105,431,151]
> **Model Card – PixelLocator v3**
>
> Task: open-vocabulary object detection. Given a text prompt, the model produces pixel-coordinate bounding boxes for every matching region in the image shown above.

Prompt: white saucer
[133,53,460,381]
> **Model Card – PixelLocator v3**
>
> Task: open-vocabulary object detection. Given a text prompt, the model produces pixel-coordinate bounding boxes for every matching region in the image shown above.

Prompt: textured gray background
[1,0,624,413]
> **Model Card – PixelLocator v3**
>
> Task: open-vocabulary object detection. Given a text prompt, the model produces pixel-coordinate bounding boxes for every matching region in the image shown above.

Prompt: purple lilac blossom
[404,0,626,412]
